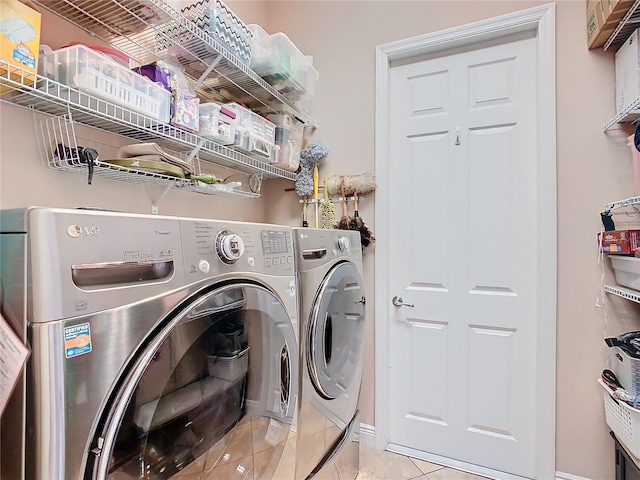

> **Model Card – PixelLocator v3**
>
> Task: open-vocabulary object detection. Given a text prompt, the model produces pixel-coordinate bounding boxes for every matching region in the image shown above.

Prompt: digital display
[261,230,290,255]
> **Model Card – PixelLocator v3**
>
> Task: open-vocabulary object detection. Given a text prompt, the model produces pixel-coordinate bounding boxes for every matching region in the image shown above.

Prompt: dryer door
[307,262,366,400]
[88,283,297,480]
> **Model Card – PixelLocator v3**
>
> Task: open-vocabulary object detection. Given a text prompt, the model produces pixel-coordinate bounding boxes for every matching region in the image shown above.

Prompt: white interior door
[387,31,541,478]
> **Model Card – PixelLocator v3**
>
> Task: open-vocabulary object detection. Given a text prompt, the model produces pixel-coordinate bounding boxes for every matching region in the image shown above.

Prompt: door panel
[388,33,538,477]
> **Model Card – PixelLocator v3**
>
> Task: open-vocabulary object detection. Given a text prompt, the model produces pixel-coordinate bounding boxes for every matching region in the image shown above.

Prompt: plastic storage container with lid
[223,102,276,159]
[199,102,237,145]
[247,28,318,103]
[259,105,303,172]
[39,44,170,122]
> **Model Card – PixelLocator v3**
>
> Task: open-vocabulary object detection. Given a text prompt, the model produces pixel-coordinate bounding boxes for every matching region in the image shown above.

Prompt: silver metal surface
[0,207,298,480]
[391,296,414,308]
[292,228,365,480]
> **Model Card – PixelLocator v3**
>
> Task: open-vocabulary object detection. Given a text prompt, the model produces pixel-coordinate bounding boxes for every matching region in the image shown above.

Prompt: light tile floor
[357,446,490,480]
[169,415,490,480]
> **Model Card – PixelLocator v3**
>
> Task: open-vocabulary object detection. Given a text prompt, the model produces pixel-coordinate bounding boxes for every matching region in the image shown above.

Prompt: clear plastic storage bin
[39,44,171,122]
[259,105,303,172]
[223,102,276,159]
[199,102,237,145]
[248,28,318,102]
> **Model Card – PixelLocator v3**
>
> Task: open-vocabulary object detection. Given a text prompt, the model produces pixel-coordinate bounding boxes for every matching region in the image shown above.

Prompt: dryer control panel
[292,227,363,271]
[180,219,294,278]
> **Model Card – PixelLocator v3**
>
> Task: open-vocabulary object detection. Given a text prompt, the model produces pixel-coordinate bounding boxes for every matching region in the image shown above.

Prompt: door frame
[374,4,556,478]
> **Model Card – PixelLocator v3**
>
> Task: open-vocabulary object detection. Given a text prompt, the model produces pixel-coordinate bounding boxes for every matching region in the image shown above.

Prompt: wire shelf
[1,65,296,181]
[604,0,640,51]
[605,284,640,303]
[603,196,640,212]
[32,0,319,128]
[604,96,640,131]
[39,113,262,198]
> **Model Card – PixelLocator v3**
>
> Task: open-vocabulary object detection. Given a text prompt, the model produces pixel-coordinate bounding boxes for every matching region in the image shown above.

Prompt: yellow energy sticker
[64,323,92,358]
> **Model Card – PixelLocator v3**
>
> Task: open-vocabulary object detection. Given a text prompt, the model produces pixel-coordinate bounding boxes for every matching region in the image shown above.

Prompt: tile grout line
[409,456,445,475]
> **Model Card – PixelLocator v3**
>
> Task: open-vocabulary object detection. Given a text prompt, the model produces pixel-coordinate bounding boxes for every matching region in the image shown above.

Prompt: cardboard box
[588,0,616,48]
[599,230,640,254]
[0,0,41,91]
[615,29,640,112]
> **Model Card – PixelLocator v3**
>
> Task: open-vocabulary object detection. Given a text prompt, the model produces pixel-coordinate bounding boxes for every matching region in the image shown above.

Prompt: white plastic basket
[207,347,249,382]
[599,378,640,458]
[39,44,170,123]
[609,345,640,395]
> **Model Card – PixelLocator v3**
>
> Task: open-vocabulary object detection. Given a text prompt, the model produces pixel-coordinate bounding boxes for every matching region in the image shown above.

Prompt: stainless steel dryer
[0,207,298,480]
[292,228,366,480]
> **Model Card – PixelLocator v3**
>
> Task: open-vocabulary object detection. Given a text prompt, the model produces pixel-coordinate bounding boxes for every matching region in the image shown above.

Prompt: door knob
[392,296,414,307]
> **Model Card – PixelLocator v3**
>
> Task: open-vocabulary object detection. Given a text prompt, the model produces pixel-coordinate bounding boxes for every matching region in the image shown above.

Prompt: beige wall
[259,1,631,479]
[0,1,632,479]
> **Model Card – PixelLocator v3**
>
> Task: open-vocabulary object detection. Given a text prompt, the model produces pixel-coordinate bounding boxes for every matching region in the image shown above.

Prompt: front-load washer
[292,228,366,480]
[0,207,298,480]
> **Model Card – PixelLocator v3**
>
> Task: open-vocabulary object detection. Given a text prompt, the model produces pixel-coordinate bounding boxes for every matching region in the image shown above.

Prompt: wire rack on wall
[31,0,318,127]
[1,65,296,181]
[39,112,262,199]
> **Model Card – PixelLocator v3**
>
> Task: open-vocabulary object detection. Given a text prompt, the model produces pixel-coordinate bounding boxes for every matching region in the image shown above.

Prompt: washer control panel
[336,235,350,252]
[260,229,293,268]
[215,229,245,264]
[180,219,294,277]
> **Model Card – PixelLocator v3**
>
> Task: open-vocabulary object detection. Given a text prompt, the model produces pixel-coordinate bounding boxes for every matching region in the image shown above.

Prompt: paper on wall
[0,312,29,416]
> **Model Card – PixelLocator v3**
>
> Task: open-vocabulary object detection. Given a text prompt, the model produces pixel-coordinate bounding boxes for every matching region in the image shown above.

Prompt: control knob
[216,230,245,264]
[336,235,350,252]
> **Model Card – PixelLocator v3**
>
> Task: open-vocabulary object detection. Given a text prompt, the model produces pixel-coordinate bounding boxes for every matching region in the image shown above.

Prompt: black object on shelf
[612,431,640,480]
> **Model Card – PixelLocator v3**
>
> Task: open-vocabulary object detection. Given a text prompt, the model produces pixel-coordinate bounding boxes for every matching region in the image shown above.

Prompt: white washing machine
[0,207,298,480]
[292,228,366,480]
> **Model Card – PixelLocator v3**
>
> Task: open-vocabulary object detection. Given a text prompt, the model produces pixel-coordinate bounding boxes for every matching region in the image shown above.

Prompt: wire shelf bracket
[152,185,173,214]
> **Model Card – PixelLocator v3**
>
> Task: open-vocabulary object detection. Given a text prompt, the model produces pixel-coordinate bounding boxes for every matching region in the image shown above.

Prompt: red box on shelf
[599,230,640,254]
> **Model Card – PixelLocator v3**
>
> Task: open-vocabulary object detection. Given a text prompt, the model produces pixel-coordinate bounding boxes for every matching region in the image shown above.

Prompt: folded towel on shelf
[117,143,195,174]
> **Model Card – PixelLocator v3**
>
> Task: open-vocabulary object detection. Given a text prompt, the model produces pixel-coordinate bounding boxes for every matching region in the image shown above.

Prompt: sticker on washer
[64,323,92,359]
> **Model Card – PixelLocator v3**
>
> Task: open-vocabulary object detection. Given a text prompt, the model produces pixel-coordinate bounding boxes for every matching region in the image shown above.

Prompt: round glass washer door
[89,283,297,480]
[307,262,366,400]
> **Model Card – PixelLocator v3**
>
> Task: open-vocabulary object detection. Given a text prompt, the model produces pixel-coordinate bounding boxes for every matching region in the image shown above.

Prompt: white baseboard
[359,426,588,480]
[354,423,375,449]
[555,472,592,480]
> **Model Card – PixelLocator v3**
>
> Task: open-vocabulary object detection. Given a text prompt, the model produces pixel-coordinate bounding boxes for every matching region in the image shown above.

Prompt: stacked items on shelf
[223,102,277,161]
[600,333,640,459]
[587,0,634,49]
[599,196,640,458]
[39,44,172,122]
[248,24,319,111]
[2,0,320,201]
[181,0,253,66]
[258,105,304,172]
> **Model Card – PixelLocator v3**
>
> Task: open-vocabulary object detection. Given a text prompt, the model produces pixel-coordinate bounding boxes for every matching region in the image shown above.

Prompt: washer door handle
[392,296,414,308]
